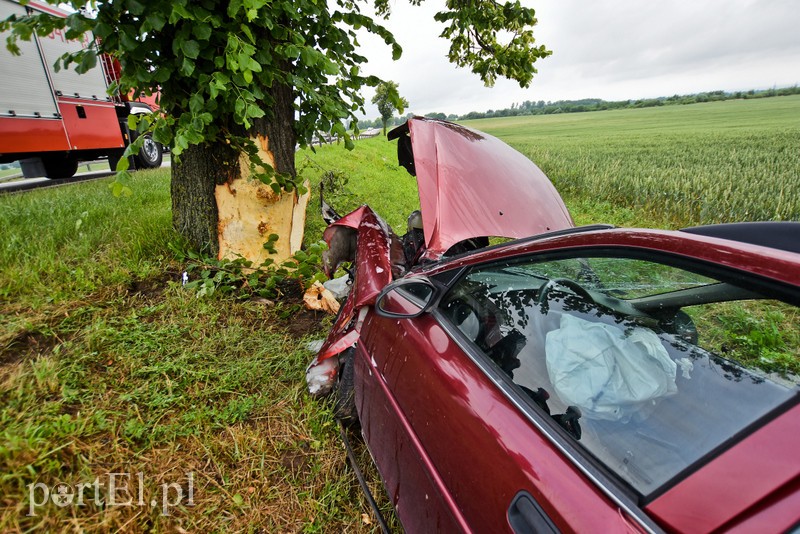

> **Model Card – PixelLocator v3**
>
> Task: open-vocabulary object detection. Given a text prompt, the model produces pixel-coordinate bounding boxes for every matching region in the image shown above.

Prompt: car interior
[440,267,797,497]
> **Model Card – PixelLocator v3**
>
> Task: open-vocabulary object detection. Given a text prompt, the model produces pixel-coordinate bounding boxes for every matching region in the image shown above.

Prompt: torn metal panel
[310,206,393,371]
[321,205,393,306]
[306,307,368,393]
[306,353,339,396]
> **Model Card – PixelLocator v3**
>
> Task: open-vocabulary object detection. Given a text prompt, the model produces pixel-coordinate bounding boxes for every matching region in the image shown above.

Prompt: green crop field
[460,95,800,226]
[301,96,800,234]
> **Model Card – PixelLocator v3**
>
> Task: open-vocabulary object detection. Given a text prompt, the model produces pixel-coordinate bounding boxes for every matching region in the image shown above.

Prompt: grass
[0,167,22,180]
[1,96,797,531]
[0,168,394,532]
[297,140,420,243]
[0,171,173,305]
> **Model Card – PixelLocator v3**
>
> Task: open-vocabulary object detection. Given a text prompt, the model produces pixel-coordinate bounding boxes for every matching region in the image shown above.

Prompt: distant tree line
[356,112,459,130]
[357,86,800,128]
[455,86,800,121]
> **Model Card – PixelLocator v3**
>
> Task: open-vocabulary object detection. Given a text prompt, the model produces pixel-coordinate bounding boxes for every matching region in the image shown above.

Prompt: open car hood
[389,118,574,260]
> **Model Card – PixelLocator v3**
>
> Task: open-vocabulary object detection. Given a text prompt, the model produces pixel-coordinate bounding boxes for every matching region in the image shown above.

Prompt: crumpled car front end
[306,117,574,395]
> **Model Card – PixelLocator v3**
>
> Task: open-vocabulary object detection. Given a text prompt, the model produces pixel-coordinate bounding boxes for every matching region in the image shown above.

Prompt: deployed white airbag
[545,314,677,421]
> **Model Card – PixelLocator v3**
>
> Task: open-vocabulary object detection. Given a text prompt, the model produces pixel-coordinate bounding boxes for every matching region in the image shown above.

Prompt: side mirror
[375,278,438,319]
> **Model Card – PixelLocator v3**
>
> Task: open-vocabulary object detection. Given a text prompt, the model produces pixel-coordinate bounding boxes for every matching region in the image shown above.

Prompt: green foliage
[434,0,551,87]
[176,241,327,300]
[691,302,800,378]
[1,0,400,188]
[371,80,409,134]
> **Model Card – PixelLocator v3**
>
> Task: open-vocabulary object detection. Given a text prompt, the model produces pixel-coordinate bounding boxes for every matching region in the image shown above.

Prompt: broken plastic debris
[303,281,341,314]
[306,356,339,396]
[306,339,324,353]
[323,274,351,301]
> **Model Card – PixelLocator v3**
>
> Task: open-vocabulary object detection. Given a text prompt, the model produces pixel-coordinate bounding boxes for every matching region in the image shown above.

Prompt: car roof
[681,221,800,254]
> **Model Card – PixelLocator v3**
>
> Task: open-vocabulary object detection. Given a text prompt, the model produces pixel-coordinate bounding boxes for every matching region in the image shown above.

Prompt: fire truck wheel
[43,155,79,179]
[133,133,163,168]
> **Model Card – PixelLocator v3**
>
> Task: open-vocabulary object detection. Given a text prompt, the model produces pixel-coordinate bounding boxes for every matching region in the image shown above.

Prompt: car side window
[439,254,799,497]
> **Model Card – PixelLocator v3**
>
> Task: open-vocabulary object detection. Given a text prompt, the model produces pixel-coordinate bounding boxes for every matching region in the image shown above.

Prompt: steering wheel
[537,278,596,306]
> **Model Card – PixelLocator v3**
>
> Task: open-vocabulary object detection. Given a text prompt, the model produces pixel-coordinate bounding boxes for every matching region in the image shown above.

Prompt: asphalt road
[0,159,170,194]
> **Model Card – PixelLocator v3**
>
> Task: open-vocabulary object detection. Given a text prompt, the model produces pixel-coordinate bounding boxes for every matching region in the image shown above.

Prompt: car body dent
[322,205,393,308]
[311,117,578,380]
[308,206,394,386]
[390,117,574,261]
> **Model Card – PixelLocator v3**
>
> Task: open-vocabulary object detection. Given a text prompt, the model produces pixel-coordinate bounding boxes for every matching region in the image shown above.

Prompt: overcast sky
[355,0,800,119]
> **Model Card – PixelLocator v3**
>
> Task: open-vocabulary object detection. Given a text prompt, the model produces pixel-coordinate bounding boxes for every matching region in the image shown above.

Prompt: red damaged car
[306,118,800,533]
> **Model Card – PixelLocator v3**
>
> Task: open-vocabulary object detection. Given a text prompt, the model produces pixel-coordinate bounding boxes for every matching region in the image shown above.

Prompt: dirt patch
[60,402,81,416]
[285,309,326,338]
[0,330,59,366]
[269,279,328,338]
[127,271,180,300]
[279,441,312,474]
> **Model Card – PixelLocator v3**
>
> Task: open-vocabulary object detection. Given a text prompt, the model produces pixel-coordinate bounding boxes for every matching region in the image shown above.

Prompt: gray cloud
[355,0,800,118]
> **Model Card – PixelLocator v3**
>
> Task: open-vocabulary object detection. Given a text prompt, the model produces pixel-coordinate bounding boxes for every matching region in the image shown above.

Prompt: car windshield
[440,255,799,496]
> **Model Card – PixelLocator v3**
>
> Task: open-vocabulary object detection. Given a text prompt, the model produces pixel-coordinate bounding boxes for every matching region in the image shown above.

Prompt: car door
[356,275,645,533]
[356,247,800,532]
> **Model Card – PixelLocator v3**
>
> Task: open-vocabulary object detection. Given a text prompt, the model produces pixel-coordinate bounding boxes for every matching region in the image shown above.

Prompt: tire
[334,347,359,428]
[132,132,163,169]
[42,154,78,179]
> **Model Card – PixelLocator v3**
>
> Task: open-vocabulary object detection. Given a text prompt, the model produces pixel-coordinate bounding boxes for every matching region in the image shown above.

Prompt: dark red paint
[310,118,800,533]
[405,118,574,260]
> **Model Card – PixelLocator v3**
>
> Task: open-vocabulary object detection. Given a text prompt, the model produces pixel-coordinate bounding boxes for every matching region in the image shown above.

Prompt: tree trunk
[171,141,239,255]
[171,80,309,261]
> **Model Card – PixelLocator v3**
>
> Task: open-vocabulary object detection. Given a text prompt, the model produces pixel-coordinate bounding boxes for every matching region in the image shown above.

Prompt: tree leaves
[180,39,200,59]
[372,81,408,134]
[2,0,549,194]
[434,0,550,88]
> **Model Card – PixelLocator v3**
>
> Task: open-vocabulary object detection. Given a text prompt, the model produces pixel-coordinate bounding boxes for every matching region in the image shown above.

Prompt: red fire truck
[0,0,163,179]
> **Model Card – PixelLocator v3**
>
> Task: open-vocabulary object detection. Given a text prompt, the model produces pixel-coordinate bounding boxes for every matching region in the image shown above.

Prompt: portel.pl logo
[27,472,194,517]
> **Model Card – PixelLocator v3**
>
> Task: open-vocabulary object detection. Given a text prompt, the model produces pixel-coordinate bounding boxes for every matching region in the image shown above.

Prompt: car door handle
[508,491,560,534]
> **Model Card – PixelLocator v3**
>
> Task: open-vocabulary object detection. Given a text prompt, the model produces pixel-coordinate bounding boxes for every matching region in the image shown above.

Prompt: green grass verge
[298,138,420,244]
[0,169,392,532]
[0,169,174,305]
